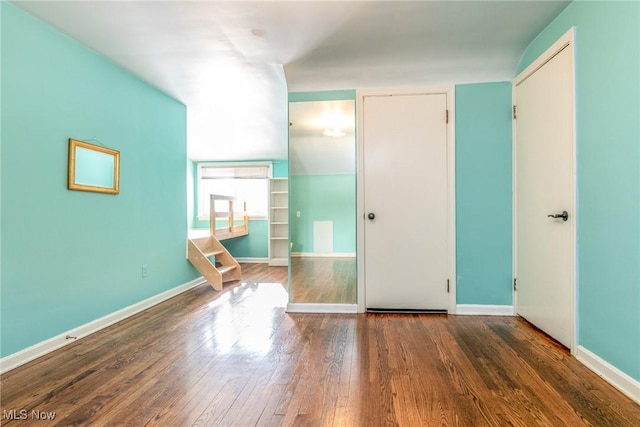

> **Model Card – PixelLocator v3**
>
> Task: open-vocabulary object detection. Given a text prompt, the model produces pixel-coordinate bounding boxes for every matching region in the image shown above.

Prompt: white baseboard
[0,276,206,374]
[286,303,358,314]
[235,257,269,264]
[291,252,356,258]
[575,345,640,404]
[455,304,514,316]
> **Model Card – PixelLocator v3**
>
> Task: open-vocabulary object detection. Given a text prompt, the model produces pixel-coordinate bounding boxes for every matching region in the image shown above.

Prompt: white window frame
[196,162,272,221]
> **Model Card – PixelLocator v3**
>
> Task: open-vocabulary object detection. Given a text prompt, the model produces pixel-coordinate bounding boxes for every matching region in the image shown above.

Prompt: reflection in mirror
[68,139,120,194]
[289,100,356,304]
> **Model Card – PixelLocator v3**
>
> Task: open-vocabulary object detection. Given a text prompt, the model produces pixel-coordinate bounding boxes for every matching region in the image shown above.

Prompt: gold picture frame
[68,138,120,194]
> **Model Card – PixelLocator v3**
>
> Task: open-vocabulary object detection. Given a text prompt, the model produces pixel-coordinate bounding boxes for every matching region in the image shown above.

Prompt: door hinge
[513,278,518,291]
[447,279,450,293]
[445,109,449,124]
[512,105,517,119]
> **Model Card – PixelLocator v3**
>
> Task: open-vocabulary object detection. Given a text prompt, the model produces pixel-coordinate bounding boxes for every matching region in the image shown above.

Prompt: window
[197,163,271,220]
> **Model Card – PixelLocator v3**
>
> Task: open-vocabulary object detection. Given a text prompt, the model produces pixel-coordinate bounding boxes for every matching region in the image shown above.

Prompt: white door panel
[363,93,449,310]
[515,44,574,347]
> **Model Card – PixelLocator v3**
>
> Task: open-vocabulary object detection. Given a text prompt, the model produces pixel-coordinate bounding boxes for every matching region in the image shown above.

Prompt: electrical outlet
[296,211,301,218]
[141,264,149,278]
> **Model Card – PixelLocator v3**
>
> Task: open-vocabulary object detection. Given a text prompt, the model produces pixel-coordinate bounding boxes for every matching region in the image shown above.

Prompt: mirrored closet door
[288,99,357,304]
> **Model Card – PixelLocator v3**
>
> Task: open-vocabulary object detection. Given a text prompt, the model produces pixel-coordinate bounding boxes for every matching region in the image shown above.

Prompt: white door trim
[356,87,456,313]
[513,28,577,352]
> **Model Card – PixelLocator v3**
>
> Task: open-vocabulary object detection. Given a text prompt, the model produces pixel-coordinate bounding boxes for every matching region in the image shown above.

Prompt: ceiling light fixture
[323,128,346,137]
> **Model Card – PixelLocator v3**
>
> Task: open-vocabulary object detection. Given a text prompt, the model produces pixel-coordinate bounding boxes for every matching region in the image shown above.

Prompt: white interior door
[515,40,575,348]
[363,93,449,310]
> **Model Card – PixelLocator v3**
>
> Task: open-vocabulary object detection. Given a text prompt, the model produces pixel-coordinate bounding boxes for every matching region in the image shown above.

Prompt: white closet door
[515,44,575,348]
[363,93,449,310]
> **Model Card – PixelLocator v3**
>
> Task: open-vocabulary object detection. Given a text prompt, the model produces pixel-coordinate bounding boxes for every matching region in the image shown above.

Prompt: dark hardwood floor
[1,263,638,426]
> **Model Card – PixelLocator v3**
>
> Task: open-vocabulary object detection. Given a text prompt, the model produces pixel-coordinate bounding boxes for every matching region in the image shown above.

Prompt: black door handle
[368,213,375,220]
[547,211,569,221]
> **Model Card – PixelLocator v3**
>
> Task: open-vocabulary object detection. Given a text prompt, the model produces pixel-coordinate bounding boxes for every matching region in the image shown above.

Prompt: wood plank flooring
[290,257,356,304]
[2,263,639,426]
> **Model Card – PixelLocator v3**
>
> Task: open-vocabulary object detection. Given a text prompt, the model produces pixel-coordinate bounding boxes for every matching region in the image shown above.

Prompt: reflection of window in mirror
[288,99,357,305]
[68,139,120,194]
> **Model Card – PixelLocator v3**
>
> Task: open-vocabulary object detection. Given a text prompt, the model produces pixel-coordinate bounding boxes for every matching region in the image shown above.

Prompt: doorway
[358,89,456,312]
[513,29,576,349]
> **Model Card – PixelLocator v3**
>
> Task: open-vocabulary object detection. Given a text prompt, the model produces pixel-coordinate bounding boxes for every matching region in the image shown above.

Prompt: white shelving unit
[269,178,289,266]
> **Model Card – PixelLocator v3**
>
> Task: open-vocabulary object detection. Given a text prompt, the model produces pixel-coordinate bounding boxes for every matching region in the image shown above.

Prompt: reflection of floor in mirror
[290,257,357,304]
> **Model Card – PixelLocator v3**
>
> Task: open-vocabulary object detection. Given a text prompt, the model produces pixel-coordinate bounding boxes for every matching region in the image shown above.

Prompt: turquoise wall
[455,82,513,305]
[517,1,640,380]
[0,3,198,357]
[290,174,357,253]
[272,159,288,178]
[221,220,269,258]
[187,159,195,229]
[289,90,357,102]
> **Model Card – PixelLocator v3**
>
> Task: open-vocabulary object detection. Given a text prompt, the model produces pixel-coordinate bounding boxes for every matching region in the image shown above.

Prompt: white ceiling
[11,0,570,161]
